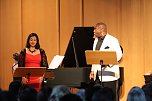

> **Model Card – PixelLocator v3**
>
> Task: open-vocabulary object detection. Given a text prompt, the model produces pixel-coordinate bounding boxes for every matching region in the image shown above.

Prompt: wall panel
[0,0,22,90]
[21,0,59,63]
[120,0,145,100]
[59,0,83,55]
[143,0,152,73]
[84,0,121,37]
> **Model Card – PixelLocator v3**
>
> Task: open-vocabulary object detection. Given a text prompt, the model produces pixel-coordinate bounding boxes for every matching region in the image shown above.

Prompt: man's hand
[89,71,94,80]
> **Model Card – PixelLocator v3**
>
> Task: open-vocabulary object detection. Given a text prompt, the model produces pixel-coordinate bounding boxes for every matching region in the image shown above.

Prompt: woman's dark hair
[26,33,40,49]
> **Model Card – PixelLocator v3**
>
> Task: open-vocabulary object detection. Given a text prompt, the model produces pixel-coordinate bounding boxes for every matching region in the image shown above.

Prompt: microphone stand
[94,60,104,87]
[26,73,31,84]
[72,37,79,68]
[100,60,103,87]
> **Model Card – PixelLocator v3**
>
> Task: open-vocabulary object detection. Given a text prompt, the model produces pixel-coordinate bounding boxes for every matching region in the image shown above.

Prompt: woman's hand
[22,77,28,84]
[39,77,43,82]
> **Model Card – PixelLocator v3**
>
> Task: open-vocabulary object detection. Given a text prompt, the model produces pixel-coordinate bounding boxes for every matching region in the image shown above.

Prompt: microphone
[72,37,79,68]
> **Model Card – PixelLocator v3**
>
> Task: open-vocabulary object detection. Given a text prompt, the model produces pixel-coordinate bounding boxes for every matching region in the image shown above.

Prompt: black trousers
[103,80,119,101]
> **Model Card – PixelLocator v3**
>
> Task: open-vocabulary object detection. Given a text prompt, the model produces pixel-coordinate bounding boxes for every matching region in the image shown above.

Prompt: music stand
[85,50,117,87]
[13,67,46,82]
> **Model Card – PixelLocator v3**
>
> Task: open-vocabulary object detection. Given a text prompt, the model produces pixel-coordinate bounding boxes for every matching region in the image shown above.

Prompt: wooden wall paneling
[143,0,152,74]
[119,0,145,100]
[118,1,131,100]
[59,0,83,55]
[130,0,144,86]
[83,0,121,37]
[21,0,59,63]
[0,0,1,88]
[0,0,22,90]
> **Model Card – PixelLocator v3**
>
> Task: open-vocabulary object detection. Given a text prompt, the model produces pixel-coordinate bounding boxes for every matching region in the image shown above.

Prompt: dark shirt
[95,36,105,50]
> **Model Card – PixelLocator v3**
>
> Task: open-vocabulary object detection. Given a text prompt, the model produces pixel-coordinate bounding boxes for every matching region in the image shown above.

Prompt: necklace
[29,48,36,53]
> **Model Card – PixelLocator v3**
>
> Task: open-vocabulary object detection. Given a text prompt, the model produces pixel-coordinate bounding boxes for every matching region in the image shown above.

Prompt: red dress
[25,53,41,91]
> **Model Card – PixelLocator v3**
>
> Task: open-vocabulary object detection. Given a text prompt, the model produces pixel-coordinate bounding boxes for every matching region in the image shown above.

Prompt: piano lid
[62,27,94,67]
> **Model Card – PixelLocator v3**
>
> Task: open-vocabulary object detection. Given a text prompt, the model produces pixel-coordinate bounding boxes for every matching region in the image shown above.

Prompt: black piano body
[62,27,94,67]
[45,67,91,88]
[45,27,94,88]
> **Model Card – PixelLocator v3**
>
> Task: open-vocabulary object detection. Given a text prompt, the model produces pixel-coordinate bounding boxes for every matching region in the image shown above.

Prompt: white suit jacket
[91,33,122,82]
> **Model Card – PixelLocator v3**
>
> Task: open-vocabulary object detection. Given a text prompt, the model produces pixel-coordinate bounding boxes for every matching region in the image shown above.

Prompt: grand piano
[45,27,94,88]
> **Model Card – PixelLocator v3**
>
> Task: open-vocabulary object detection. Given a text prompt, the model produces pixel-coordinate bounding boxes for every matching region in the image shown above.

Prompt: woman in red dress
[18,33,48,91]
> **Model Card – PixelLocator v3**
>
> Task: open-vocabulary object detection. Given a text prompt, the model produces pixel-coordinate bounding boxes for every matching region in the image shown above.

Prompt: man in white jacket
[90,22,122,101]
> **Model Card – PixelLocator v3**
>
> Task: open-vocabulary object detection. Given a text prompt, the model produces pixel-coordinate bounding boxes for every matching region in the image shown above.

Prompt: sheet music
[48,55,64,69]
